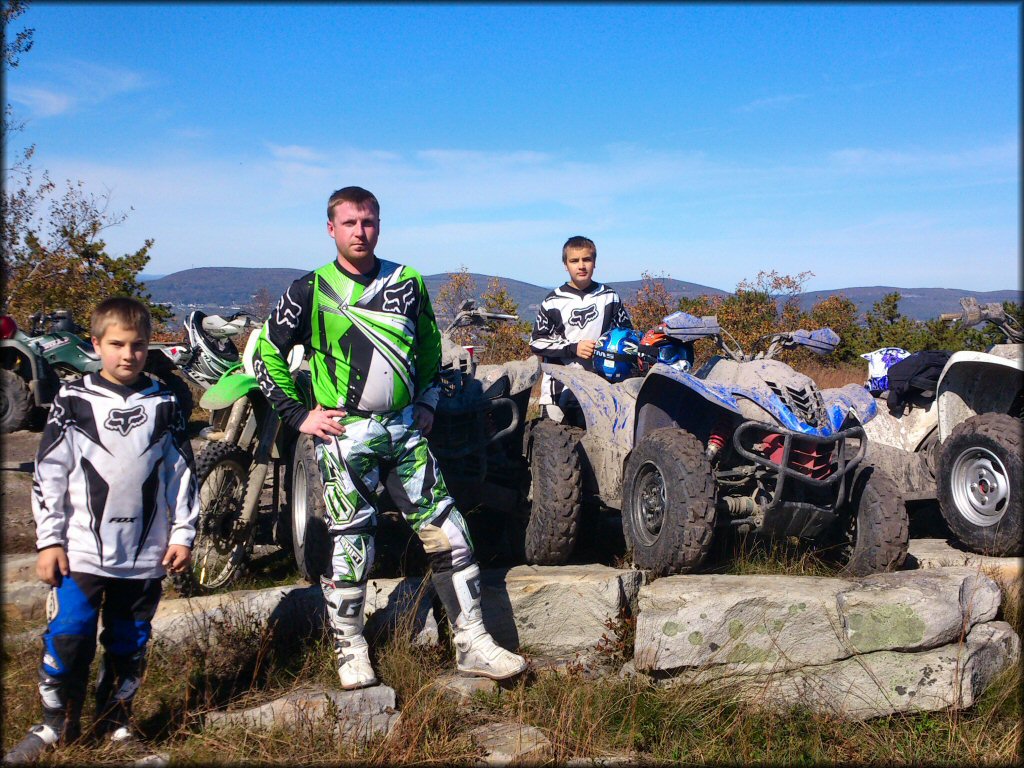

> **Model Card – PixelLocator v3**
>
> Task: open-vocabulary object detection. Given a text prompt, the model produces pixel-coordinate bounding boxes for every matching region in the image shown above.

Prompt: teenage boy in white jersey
[530,236,633,422]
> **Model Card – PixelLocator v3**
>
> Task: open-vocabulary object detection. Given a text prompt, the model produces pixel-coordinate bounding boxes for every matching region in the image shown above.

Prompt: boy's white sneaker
[3,724,60,764]
[109,726,135,744]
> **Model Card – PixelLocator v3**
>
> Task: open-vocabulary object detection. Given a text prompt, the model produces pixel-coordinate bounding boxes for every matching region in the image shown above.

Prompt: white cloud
[8,61,149,119]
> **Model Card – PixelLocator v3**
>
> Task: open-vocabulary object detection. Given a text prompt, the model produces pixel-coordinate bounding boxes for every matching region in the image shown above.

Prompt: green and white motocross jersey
[254,258,442,430]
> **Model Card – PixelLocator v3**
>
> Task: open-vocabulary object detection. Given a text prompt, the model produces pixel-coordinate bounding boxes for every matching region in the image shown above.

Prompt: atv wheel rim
[950,446,1009,527]
[631,461,667,547]
[194,462,248,588]
[292,456,308,549]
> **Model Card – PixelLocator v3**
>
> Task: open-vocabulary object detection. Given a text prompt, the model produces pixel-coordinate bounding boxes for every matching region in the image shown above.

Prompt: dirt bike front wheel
[175,441,254,595]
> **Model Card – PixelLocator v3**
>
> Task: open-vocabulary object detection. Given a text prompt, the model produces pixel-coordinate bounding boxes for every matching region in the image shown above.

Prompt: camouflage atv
[523,312,909,577]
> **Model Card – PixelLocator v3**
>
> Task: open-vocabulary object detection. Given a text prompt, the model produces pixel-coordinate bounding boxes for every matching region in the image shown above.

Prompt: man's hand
[413,405,434,435]
[299,404,347,439]
[162,544,192,574]
[576,339,598,360]
[36,547,69,587]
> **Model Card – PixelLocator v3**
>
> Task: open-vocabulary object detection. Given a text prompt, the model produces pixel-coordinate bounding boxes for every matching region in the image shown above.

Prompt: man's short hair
[562,235,597,263]
[91,296,152,341]
[327,186,380,221]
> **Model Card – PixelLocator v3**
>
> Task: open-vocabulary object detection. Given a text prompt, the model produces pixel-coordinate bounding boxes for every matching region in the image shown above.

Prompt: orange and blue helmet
[637,328,694,373]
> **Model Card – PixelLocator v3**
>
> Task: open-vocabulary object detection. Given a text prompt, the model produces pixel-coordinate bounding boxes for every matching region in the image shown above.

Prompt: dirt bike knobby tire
[937,412,1023,556]
[524,420,583,565]
[172,441,253,596]
[621,427,717,576]
[836,463,909,576]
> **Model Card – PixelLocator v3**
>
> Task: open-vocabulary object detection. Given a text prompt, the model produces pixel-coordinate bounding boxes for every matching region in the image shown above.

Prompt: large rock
[635,567,1001,675]
[204,684,399,741]
[907,538,1023,579]
[721,621,1020,720]
[482,565,644,655]
[635,567,1018,719]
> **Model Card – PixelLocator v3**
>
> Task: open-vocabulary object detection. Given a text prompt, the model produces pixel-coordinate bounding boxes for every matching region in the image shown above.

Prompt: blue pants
[38,571,162,732]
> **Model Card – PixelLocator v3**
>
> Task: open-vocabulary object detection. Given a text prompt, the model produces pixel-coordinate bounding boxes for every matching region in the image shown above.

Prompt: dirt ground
[1,429,39,554]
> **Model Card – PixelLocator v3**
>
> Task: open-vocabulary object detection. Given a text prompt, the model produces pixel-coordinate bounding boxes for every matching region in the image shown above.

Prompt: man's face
[328,201,380,265]
[93,322,148,386]
[563,247,596,290]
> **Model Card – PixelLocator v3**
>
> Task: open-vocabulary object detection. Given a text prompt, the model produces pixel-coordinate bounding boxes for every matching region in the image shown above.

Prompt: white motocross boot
[322,580,377,690]
[435,563,527,680]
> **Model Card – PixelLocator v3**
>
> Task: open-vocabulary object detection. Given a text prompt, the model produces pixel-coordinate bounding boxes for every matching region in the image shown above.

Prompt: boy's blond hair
[562,235,597,264]
[90,297,152,341]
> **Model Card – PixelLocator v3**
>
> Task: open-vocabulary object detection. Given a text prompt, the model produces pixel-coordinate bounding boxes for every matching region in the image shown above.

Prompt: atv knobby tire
[938,412,1023,556]
[621,427,717,576]
[1,369,32,433]
[174,441,253,596]
[287,434,332,582]
[524,420,583,565]
[835,463,909,576]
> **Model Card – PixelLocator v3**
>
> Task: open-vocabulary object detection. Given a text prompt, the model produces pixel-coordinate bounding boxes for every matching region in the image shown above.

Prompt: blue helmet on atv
[592,328,643,382]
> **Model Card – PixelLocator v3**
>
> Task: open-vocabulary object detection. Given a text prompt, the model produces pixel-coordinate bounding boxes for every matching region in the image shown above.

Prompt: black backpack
[886,350,952,408]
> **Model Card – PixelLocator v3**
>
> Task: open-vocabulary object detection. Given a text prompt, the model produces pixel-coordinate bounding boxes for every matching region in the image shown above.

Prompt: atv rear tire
[621,428,717,576]
[174,441,253,595]
[835,464,909,576]
[288,434,332,582]
[1,369,32,433]
[937,413,1023,556]
[524,420,583,565]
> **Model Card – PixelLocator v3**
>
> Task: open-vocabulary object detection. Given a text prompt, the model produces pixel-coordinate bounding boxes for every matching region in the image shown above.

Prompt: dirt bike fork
[237,410,282,537]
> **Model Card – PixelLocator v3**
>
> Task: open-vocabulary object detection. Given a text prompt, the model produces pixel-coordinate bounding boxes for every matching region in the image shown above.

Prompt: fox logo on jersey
[568,305,599,328]
[382,280,418,316]
[274,287,302,329]
[105,406,147,435]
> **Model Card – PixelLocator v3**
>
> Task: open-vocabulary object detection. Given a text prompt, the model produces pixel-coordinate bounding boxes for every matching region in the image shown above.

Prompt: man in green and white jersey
[254,186,526,689]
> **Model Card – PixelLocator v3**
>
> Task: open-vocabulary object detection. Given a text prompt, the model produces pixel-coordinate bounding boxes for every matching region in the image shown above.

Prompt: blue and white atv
[525,312,909,577]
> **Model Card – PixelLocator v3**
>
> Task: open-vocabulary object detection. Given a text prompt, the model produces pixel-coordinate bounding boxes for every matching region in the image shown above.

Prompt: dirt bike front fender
[200,372,258,412]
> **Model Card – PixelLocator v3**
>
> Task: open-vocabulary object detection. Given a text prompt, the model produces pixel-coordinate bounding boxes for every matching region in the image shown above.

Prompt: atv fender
[477,356,540,398]
[200,372,258,411]
[543,363,638,451]
[0,339,57,406]
[818,383,878,428]
[936,351,1024,442]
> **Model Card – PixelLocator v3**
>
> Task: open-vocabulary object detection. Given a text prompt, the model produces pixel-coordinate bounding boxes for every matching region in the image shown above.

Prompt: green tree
[433,266,477,346]
[477,277,531,364]
[625,271,675,332]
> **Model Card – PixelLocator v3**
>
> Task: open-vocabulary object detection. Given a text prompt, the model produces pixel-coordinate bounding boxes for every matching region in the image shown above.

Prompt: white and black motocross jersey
[530,282,632,404]
[32,373,199,579]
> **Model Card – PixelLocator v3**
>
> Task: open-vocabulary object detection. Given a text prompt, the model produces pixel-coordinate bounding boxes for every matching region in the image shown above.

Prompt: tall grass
[4,571,1020,764]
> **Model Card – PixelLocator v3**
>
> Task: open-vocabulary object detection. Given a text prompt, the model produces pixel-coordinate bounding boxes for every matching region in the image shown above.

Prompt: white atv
[861,297,1023,556]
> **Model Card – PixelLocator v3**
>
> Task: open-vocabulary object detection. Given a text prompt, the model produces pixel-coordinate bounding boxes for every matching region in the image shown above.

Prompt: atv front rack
[729,420,866,512]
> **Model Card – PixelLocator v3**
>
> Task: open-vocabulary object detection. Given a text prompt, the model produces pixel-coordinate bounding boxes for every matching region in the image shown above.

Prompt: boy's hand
[576,339,597,360]
[163,544,192,574]
[300,404,347,439]
[36,547,69,587]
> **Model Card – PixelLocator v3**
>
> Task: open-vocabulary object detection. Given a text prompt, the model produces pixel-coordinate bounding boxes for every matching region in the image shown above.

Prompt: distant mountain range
[145,266,1021,323]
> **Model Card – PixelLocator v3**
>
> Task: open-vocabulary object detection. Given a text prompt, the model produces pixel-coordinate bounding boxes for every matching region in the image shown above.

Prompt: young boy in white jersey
[530,236,633,422]
[6,297,199,764]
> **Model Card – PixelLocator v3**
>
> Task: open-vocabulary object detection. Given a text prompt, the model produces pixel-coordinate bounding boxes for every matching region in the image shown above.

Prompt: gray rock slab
[635,568,1003,675]
[728,620,1021,720]
[432,673,499,701]
[483,565,643,655]
[1,553,37,583]
[907,538,1022,579]
[1,580,49,621]
[204,684,397,741]
[469,721,552,765]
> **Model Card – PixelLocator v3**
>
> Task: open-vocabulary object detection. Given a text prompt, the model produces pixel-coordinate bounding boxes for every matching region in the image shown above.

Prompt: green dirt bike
[175,330,320,594]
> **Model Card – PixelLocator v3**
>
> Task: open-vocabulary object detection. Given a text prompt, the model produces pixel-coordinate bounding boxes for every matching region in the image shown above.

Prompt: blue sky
[5,2,1020,293]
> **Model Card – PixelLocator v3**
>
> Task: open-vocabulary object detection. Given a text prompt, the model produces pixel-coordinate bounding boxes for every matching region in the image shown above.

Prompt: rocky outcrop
[634,567,1017,718]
